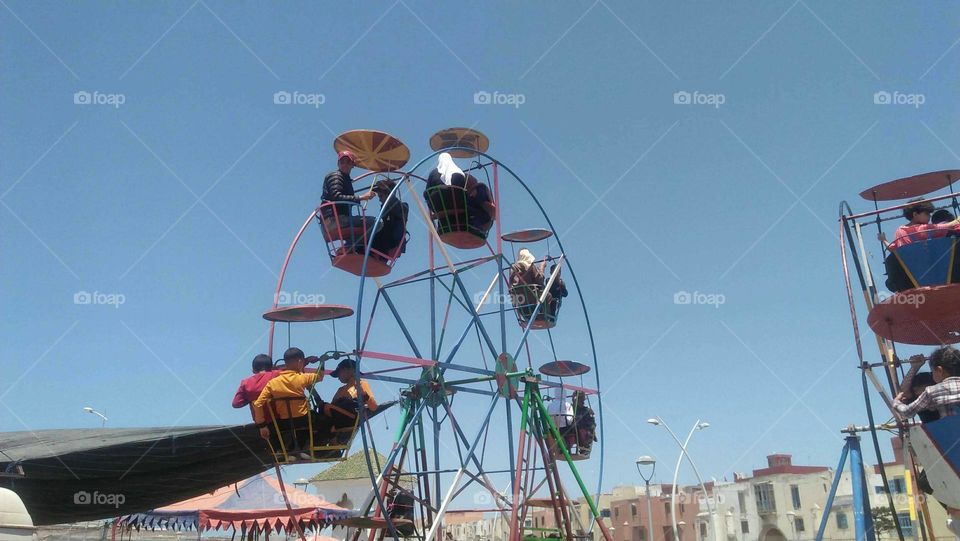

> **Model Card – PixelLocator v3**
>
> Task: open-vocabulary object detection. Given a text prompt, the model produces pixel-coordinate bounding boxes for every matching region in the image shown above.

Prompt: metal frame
[262,146,610,540]
[835,190,960,541]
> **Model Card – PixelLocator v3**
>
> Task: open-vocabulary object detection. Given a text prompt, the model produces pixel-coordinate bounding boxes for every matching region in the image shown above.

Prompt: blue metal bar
[451,272,501,358]
[849,435,872,541]
[816,438,851,541]
[379,288,423,359]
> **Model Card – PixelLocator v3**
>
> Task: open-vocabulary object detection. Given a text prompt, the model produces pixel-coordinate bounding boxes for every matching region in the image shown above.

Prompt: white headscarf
[515,248,535,270]
[436,152,464,186]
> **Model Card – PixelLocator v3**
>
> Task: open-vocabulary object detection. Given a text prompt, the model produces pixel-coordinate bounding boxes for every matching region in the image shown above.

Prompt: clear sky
[3,1,960,496]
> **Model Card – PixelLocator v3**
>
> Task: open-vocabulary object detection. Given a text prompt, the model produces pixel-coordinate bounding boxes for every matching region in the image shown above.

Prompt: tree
[871,506,898,535]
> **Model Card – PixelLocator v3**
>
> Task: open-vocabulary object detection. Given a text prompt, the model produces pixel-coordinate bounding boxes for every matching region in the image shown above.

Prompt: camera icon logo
[275,291,292,304]
[874,91,891,105]
[74,291,92,305]
[74,91,92,105]
[673,91,691,105]
[74,491,91,504]
[273,91,292,105]
[673,291,692,305]
[473,91,492,105]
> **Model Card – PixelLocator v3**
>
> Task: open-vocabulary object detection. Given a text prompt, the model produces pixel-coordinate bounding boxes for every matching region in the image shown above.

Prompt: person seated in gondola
[893,346,960,420]
[233,354,280,420]
[570,391,597,456]
[424,153,495,235]
[386,488,417,535]
[426,152,467,190]
[548,387,576,449]
[547,263,568,315]
[882,201,960,291]
[311,358,378,441]
[322,150,379,251]
[882,198,960,251]
[463,173,496,233]
[252,348,324,459]
[369,179,408,261]
[510,248,551,311]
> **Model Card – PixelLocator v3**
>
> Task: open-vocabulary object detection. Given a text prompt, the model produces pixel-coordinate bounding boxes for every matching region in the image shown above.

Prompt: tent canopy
[0,424,275,525]
[119,473,353,532]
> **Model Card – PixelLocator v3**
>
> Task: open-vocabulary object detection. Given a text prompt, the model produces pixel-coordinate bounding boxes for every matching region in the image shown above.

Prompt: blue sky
[3,0,960,497]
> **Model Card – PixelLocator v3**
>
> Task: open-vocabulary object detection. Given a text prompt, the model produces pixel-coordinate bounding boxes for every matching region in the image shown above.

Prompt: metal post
[815,438,850,541]
[849,434,875,541]
[645,480,655,541]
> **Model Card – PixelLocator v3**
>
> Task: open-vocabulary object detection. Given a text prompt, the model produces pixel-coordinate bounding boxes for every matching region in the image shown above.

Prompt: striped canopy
[118,472,352,533]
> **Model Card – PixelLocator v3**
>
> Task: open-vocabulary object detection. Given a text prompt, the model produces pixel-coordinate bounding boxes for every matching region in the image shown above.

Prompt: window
[790,485,802,509]
[615,507,619,519]
[754,484,777,513]
[631,503,637,517]
[889,477,906,495]
[699,523,707,539]
[600,509,611,518]
[680,502,686,513]
[741,520,749,534]
[665,502,671,515]
[794,517,805,532]
[638,526,646,541]
[737,491,746,512]
[897,513,914,537]
[836,512,849,530]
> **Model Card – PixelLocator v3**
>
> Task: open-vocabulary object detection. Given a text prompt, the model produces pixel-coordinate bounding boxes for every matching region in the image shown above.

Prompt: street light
[636,456,656,541]
[648,417,714,541]
[83,407,108,427]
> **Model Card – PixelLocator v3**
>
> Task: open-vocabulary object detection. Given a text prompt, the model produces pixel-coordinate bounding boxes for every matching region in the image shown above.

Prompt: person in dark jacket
[547,263,568,317]
[321,151,378,250]
[369,179,408,260]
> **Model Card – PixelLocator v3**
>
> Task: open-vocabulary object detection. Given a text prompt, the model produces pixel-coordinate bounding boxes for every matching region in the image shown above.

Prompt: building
[870,437,955,541]
[309,451,387,541]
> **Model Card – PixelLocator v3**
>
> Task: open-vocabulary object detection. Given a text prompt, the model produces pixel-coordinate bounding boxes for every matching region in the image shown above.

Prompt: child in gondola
[882,198,960,251]
[893,346,960,420]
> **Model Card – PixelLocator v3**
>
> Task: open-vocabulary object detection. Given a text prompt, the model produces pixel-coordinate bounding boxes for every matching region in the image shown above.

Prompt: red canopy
[118,473,353,533]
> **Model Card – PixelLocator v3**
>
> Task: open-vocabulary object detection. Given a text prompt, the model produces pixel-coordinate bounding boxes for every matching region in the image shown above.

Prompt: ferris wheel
[260,128,612,541]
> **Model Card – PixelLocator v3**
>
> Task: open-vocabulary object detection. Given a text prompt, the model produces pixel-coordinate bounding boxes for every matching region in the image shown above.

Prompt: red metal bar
[268,209,320,357]
[359,350,438,367]
[843,190,960,221]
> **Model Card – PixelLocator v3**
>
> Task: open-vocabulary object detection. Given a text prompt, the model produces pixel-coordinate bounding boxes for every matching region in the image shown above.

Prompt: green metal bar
[394,399,412,442]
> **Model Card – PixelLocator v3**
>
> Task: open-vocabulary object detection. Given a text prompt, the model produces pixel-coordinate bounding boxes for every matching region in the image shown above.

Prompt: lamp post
[636,456,657,541]
[83,407,108,427]
[648,418,713,541]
